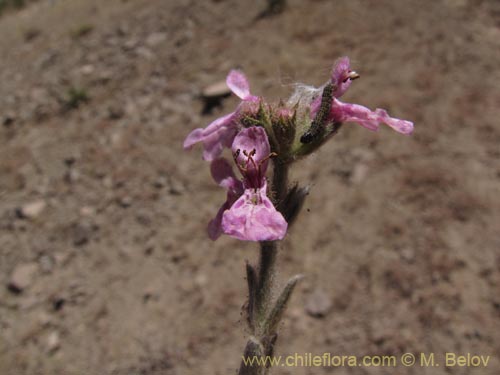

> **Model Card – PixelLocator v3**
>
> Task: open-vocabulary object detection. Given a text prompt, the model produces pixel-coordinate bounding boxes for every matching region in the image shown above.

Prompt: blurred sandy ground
[0,0,499,374]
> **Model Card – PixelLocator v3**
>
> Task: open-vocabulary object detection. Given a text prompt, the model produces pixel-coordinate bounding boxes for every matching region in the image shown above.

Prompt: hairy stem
[255,241,278,327]
[271,159,289,212]
[239,160,291,375]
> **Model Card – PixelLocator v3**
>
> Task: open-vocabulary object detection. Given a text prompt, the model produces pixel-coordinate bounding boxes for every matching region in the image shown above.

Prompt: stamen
[259,152,277,166]
[234,148,276,188]
[343,70,360,82]
[246,152,258,171]
[233,149,248,171]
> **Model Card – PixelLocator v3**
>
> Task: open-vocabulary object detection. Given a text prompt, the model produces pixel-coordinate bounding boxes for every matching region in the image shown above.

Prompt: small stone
[123,38,138,50]
[136,46,155,60]
[168,176,184,195]
[153,176,167,188]
[102,176,113,189]
[98,70,112,84]
[80,64,95,75]
[202,80,231,98]
[63,156,77,167]
[135,212,152,226]
[401,248,415,262]
[72,222,94,247]
[38,311,52,327]
[80,206,96,217]
[195,274,208,288]
[24,27,41,42]
[2,112,16,127]
[8,263,38,293]
[145,32,166,47]
[46,331,60,353]
[305,288,332,318]
[39,254,55,273]
[17,200,47,219]
[52,297,66,311]
[19,295,40,310]
[108,105,124,120]
[64,169,80,183]
[109,131,123,147]
[117,195,132,208]
[351,163,369,184]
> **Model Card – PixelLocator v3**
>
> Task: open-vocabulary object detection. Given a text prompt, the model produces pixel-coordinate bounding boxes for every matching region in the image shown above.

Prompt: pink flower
[183,70,259,161]
[329,100,414,134]
[219,126,287,242]
[207,158,244,240]
[330,56,355,98]
[311,57,414,135]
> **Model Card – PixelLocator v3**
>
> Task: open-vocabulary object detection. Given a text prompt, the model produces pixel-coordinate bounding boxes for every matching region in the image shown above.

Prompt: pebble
[39,254,55,273]
[72,222,94,247]
[202,80,230,98]
[54,252,71,266]
[351,163,369,184]
[2,112,16,127]
[123,38,138,50]
[136,46,155,60]
[401,248,415,262]
[8,263,38,293]
[118,195,133,208]
[145,32,167,47]
[64,169,80,183]
[46,331,60,353]
[153,176,167,188]
[305,288,332,318]
[108,105,124,120]
[168,176,184,195]
[194,274,208,288]
[80,206,96,217]
[17,200,47,219]
[38,311,52,327]
[80,64,95,75]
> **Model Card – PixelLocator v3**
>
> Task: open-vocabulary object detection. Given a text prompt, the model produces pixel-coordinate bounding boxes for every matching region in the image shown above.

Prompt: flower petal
[331,56,352,98]
[221,187,287,242]
[183,112,237,161]
[210,158,244,193]
[210,158,236,187]
[374,108,414,135]
[330,99,380,131]
[183,127,204,150]
[330,99,413,134]
[208,201,230,240]
[232,126,271,173]
[226,70,252,100]
[207,160,244,241]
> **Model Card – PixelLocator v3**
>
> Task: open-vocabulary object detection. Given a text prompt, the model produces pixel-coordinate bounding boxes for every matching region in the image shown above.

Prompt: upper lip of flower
[183,69,259,161]
[307,57,414,135]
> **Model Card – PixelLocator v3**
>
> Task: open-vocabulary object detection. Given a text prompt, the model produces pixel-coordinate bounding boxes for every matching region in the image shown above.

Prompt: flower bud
[271,106,296,156]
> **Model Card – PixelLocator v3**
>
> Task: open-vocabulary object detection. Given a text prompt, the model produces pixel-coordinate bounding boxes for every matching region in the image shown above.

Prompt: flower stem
[255,241,277,327]
[239,159,291,375]
[271,159,289,212]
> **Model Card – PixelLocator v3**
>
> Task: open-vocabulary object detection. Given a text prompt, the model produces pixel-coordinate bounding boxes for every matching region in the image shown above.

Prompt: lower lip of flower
[250,190,262,205]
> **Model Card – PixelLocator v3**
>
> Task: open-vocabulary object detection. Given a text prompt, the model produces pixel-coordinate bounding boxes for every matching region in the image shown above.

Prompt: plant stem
[239,159,290,375]
[271,159,289,212]
[255,241,277,327]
